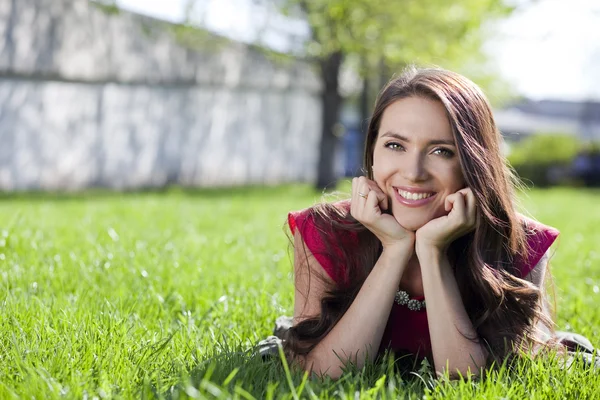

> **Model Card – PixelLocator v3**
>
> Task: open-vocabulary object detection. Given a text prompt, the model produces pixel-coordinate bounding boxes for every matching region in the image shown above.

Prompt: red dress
[288,200,559,359]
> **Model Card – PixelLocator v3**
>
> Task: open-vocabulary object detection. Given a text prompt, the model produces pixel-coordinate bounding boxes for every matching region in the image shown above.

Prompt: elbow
[435,351,487,380]
[297,344,370,380]
[302,353,344,380]
[441,364,483,380]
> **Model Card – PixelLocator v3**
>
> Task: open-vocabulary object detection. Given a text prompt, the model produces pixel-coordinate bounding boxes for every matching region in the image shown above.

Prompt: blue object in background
[343,126,364,177]
[572,150,600,186]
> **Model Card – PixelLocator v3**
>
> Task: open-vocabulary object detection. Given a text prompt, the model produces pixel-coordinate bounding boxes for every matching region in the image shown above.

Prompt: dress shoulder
[288,200,357,285]
[516,214,560,278]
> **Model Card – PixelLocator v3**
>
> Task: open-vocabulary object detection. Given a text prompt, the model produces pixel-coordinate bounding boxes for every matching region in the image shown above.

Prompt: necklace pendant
[395,290,426,311]
[394,290,410,306]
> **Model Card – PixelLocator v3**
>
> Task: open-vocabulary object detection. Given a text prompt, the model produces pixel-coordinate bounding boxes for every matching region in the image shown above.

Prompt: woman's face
[372,96,466,231]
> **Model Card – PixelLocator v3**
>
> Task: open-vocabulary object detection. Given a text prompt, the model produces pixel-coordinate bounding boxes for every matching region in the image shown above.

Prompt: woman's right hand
[351,177,415,252]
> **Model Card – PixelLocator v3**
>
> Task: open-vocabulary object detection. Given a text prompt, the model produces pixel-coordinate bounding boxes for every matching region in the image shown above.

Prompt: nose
[401,152,429,182]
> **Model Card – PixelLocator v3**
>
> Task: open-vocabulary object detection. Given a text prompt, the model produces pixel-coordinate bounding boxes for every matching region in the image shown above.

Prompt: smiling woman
[263,67,597,380]
[372,97,465,232]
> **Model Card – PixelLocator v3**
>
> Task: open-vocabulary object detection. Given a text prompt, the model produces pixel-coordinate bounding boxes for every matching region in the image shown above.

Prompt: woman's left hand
[415,188,477,257]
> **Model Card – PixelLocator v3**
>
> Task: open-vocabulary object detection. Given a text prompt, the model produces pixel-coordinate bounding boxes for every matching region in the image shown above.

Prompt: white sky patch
[487,0,600,100]
[192,0,308,52]
[115,0,307,52]
[115,0,186,22]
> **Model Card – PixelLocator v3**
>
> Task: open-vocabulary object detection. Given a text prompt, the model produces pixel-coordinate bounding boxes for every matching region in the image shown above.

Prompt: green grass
[0,184,599,398]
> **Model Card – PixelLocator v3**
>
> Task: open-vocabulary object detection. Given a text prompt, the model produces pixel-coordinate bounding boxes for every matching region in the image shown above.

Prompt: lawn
[0,185,599,398]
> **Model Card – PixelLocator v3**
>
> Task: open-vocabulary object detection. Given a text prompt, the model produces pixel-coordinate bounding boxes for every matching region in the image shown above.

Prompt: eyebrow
[380,131,456,146]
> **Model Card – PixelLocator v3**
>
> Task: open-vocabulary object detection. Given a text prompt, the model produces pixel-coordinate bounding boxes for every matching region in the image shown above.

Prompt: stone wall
[0,0,322,190]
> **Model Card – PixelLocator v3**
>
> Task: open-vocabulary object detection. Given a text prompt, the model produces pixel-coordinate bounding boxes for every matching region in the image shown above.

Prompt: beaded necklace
[394,290,426,311]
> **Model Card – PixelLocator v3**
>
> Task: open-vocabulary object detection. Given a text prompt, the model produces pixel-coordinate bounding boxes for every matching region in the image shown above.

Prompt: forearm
[304,247,412,378]
[420,251,487,377]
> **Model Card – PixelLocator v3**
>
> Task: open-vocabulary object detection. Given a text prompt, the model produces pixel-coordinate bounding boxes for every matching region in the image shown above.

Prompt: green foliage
[507,133,581,187]
[508,134,581,166]
[285,0,513,77]
[0,185,599,398]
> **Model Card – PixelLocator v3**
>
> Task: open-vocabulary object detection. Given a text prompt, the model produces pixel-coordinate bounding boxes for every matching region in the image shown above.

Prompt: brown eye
[385,142,404,151]
[433,147,454,158]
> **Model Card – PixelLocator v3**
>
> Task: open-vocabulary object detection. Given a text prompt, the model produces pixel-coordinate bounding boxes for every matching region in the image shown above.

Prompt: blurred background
[0,0,599,191]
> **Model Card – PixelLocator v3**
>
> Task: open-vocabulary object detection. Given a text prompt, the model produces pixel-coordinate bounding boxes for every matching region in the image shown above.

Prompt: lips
[393,186,437,207]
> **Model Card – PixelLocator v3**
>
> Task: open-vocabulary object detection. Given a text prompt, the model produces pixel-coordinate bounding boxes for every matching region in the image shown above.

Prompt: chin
[392,215,430,232]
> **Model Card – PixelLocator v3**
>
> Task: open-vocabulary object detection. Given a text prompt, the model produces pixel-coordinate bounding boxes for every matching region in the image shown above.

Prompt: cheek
[372,152,395,186]
[436,163,465,191]
[450,165,466,189]
[372,169,386,190]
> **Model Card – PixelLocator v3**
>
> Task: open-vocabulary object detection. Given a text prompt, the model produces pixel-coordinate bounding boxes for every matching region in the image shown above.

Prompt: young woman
[282,67,566,379]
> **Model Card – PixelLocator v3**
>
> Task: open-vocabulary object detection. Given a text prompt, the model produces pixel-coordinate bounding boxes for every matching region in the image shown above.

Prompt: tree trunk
[358,67,370,177]
[315,51,344,190]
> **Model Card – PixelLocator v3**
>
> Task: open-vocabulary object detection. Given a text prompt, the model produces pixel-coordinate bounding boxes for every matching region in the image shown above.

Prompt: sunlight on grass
[0,185,598,398]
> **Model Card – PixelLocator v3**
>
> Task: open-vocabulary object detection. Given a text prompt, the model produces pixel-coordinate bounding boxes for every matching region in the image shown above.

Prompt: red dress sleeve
[288,201,357,285]
[516,216,560,278]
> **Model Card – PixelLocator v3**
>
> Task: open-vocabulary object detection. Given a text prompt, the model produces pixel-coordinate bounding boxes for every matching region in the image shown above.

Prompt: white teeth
[398,190,433,200]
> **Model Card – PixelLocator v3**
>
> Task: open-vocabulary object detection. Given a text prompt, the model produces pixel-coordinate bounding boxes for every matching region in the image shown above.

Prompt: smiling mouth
[396,189,435,200]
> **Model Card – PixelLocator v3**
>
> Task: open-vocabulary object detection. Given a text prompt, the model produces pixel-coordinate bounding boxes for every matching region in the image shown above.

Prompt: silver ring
[358,192,368,199]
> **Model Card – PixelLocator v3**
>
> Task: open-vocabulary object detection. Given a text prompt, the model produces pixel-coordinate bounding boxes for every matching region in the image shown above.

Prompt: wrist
[381,240,413,259]
[415,243,445,263]
[378,245,413,276]
[382,235,414,251]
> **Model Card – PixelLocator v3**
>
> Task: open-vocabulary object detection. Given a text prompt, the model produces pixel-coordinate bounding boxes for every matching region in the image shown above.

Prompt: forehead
[378,97,453,140]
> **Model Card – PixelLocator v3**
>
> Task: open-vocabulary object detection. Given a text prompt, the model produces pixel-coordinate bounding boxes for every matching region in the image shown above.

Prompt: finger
[444,192,457,212]
[446,192,466,218]
[457,189,474,212]
[353,179,369,219]
[458,188,471,199]
[366,181,388,210]
[381,195,389,211]
[356,177,371,202]
[357,188,370,202]
[364,190,380,221]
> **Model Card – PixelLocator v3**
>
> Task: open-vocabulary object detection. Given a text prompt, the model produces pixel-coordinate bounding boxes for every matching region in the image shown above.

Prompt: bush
[507,133,581,187]
[572,145,600,187]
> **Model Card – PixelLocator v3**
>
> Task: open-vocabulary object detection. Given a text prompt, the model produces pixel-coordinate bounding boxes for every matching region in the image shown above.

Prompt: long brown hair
[285,67,556,366]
